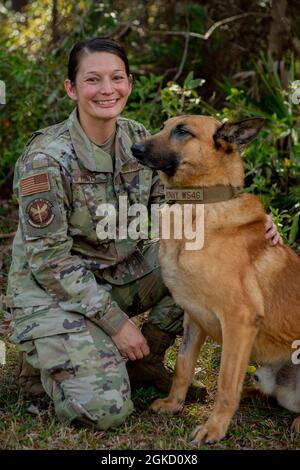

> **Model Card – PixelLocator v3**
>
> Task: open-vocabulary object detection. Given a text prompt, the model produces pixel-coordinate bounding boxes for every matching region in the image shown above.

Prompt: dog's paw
[189,420,228,445]
[291,416,300,434]
[150,397,183,415]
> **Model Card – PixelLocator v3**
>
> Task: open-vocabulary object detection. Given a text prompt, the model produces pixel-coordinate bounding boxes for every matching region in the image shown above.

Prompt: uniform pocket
[36,325,121,378]
[122,166,152,205]
[70,172,115,244]
[101,247,154,285]
[12,306,87,342]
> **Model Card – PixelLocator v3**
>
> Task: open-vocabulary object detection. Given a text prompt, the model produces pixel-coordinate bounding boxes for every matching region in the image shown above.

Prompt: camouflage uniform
[6,109,183,430]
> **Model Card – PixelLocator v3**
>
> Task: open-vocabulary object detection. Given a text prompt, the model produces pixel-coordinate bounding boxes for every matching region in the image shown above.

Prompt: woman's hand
[112,319,150,361]
[265,215,283,246]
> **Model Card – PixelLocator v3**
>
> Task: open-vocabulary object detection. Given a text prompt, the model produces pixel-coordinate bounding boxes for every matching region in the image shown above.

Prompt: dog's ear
[213,118,265,150]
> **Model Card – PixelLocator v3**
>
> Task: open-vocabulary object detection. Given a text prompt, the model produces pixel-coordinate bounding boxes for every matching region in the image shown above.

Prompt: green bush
[216,54,300,246]
[1,41,299,246]
[0,45,73,188]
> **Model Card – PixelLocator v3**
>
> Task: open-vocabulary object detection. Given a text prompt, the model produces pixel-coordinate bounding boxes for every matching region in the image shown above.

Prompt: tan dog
[131,116,300,444]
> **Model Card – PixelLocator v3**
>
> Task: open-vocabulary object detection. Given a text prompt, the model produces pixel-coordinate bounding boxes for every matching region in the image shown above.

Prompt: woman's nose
[99,78,114,94]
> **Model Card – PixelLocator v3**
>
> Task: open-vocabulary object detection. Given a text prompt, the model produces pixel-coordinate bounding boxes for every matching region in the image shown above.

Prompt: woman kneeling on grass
[6,37,281,430]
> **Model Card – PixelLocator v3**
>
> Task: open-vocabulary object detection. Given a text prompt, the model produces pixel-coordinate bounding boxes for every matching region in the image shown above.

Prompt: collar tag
[165,188,204,202]
[165,185,242,204]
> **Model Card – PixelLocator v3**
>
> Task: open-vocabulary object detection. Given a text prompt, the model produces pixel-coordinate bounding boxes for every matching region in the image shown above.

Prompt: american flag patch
[20,173,50,196]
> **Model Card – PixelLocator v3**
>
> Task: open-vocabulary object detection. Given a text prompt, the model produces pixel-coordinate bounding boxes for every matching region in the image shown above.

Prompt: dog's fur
[254,362,300,412]
[131,115,300,443]
[254,362,300,432]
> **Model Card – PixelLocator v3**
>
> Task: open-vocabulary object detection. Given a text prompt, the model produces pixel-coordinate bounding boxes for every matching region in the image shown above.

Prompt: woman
[6,37,281,430]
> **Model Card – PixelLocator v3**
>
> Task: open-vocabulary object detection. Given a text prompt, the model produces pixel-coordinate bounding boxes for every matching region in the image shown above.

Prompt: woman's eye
[85,76,125,83]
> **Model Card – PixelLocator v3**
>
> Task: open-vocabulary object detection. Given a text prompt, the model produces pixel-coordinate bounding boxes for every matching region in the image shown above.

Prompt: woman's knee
[34,328,133,430]
[92,395,134,430]
[51,373,133,430]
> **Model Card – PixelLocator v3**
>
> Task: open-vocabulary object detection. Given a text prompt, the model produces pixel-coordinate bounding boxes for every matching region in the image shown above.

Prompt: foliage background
[0,0,300,451]
[1,0,300,244]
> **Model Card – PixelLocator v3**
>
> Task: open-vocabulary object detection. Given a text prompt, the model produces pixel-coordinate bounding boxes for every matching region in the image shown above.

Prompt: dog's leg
[150,313,206,414]
[191,310,259,444]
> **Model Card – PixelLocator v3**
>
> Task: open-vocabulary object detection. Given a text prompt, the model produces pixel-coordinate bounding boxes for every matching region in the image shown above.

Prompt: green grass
[1,340,299,450]
[0,201,300,450]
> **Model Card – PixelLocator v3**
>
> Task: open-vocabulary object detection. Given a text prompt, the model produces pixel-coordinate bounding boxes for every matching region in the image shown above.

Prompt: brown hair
[68,37,130,84]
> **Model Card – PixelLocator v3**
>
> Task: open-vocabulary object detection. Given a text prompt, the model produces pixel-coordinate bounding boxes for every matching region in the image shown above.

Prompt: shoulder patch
[26,198,54,228]
[20,173,50,196]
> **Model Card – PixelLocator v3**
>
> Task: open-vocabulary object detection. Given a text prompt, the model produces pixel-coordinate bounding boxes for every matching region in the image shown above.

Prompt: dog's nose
[131,143,146,160]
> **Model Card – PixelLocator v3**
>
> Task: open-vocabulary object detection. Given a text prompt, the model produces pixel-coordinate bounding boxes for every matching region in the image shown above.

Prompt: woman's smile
[93,98,119,107]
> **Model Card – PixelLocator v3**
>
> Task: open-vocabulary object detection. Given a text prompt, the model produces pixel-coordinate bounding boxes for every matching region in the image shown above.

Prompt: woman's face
[65,51,132,124]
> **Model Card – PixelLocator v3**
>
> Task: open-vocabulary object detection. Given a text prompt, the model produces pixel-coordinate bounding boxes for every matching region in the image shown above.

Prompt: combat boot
[17,352,45,397]
[127,322,207,402]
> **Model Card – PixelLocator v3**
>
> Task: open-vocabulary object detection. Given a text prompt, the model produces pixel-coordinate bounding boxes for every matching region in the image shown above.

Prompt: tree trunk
[51,0,59,45]
[11,0,29,11]
[268,0,290,61]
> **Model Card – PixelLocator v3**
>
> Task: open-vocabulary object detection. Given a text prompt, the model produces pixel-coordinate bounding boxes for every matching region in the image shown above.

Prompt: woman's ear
[128,74,134,95]
[64,79,77,102]
[129,73,134,85]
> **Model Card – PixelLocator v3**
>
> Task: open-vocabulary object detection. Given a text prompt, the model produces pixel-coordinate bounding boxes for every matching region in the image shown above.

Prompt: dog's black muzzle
[131,143,147,163]
[131,143,179,176]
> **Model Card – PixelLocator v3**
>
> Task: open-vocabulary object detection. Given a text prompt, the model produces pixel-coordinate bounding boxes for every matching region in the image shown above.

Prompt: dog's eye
[181,160,196,168]
[172,125,194,138]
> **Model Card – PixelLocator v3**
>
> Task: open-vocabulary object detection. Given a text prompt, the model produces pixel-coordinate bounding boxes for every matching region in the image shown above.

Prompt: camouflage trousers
[14,243,184,430]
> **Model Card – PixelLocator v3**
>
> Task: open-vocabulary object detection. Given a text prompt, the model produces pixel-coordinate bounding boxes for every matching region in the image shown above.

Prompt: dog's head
[131,116,265,188]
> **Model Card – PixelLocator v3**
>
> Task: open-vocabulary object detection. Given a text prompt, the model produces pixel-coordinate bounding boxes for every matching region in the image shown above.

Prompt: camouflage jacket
[6,109,162,341]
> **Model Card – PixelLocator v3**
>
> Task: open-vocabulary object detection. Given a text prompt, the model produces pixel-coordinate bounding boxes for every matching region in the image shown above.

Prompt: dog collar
[164,185,242,204]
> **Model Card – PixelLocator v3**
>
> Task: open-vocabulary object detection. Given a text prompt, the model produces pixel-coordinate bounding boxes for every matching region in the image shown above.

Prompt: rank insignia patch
[20,173,50,196]
[26,199,54,228]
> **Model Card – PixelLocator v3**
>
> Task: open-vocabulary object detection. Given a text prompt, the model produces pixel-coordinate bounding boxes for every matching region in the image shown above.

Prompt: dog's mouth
[131,143,179,176]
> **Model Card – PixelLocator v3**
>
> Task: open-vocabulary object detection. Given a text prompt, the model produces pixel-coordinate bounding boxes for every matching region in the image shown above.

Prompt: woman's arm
[17,152,150,359]
[17,154,128,338]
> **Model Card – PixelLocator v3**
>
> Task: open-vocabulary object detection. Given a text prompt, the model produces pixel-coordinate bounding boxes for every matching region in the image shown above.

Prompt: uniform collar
[67,108,137,174]
[114,121,140,176]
